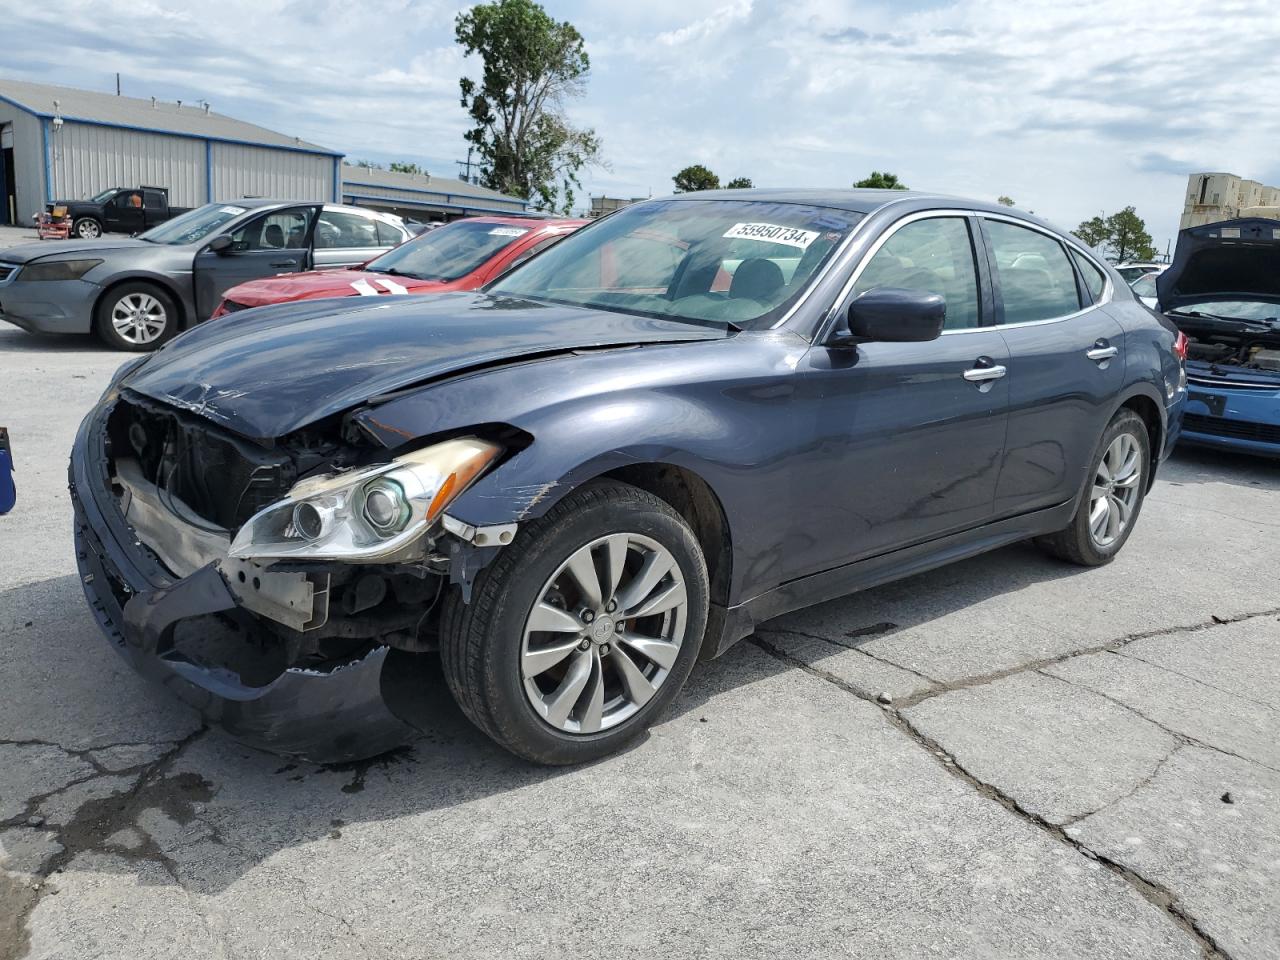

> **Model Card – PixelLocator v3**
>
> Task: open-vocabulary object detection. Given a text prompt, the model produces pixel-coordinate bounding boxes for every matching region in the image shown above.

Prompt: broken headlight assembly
[228,437,501,562]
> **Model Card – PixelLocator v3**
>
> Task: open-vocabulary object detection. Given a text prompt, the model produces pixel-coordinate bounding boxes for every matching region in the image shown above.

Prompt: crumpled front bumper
[69,404,418,763]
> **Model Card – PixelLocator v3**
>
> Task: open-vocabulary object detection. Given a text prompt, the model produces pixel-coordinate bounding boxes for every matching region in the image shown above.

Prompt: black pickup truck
[42,186,192,239]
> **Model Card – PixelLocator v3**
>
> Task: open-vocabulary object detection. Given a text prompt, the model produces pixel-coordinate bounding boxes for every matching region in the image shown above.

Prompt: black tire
[72,217,102,239]
[440,480,710,765]
[94,282,179,352]
[1036,408,1151,566]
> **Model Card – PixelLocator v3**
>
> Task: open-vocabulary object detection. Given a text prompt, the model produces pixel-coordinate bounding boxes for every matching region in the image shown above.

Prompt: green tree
[390,161,427,175]
[352,159,384,170]
[1106,206,1158,261]
[673,164,720,192]
[724,176,753,189]
[1074,208,1157,260]
[456,0,603,214]
[854,171,908,190]
[997,195,1015,207]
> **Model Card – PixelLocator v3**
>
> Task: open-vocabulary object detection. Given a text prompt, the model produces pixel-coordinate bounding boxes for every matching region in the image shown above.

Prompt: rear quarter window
[1071,250,1108,302]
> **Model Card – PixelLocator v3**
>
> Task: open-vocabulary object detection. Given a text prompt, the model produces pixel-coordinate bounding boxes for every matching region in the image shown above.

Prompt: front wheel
[94,282,178,351]
[1036,408,1150,566]
[73,217,102,239]
[440,481,709,764]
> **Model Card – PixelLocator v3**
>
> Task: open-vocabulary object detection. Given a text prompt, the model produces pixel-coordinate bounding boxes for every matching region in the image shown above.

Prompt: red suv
[211,216,587,317]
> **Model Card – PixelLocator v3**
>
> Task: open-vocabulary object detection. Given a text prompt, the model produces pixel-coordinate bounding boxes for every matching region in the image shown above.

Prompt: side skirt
[701,499,1076,659]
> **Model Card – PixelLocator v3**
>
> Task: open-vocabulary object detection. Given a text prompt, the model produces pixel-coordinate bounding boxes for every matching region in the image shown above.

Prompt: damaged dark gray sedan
[72,189,1186,764]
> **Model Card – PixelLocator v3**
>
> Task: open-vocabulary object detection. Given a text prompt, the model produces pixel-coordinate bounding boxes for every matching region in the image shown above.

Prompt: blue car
[1158,218,1280,457]
[71,189,1186,764]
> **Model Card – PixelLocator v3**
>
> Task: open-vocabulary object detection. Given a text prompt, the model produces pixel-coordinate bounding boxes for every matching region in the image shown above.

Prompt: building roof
[339,163,527,207]
[0,77,339,155]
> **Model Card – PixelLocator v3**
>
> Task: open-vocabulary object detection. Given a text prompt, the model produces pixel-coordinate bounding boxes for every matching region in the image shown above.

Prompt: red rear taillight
[1174,331,1189,362]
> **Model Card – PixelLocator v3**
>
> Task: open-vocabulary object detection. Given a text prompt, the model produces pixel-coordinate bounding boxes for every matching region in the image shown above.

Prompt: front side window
[850,216,981,329]
[490,200,861,329]
[138,203,249,245]
[228,208,314,251]
[315,210,383,249]
[984,220,1081,324]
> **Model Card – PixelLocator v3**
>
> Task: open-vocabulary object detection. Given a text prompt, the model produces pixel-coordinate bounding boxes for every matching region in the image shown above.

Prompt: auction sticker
[723,222,819,248]
[219,205,247,215]
[490,227,529,237]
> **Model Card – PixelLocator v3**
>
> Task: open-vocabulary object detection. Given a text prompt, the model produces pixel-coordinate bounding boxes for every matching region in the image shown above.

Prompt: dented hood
[224,269,449,307]
[122,292,730,441]
[1157,218,1280,312]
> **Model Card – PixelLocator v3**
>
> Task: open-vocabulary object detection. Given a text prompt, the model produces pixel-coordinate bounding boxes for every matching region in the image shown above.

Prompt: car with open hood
[0,201,410,351]
[1156,218,1280,456]
[70,189,1185,765]
[211,216,586,317]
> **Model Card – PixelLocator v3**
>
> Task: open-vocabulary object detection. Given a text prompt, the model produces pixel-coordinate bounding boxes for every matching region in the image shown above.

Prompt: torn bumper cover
[69,412,418,764]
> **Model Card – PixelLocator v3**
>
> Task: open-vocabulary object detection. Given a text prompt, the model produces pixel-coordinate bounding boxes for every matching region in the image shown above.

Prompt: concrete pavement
[1,323,1276,959]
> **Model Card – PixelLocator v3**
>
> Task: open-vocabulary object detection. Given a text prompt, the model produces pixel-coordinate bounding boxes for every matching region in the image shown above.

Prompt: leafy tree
[673,164,720,192]
[352,159,384,170]
[854,171,908,190]
[456,0,603,214]
[997,195,1015,207]
[724,176,753,189]
[390,162,427,175]
[1074,208,1157,260]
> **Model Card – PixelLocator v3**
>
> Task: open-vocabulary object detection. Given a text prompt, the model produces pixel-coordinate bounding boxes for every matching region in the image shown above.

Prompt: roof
[340,164,529,208]
[0,77,339,155]
[663,187,949,214]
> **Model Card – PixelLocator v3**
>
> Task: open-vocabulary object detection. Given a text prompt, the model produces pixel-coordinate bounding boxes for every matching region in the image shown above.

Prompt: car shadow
[1,541,1099,896]
[1162,445,1279,491]
[0,329,113,354]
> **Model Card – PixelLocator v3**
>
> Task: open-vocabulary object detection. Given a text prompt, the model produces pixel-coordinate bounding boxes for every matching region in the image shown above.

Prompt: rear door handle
[1086,346,1118,362]
[963,363,1007,382]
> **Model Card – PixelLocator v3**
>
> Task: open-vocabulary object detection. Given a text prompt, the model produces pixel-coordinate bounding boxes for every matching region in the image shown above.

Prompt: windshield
[490,199,860,328]
[365,220,532,281]
[138,203,249,245]
[1169,300,1280,322]
[90,188,119,203]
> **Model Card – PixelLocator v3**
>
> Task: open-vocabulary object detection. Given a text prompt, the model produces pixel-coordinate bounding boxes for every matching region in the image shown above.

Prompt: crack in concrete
[1112,648,1280,715]
[0,727,210,960]
[1060,743,1185,828]
[1146,496,1280,529]
[749,635,1237,960]
[755,625,943,687]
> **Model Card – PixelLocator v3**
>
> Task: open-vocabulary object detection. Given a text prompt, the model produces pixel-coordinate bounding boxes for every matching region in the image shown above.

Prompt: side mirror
[830,287,946,346]
[207,235,234,255]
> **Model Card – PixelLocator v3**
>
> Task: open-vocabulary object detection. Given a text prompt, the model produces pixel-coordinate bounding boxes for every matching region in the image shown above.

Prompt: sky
[3,0,1278,252]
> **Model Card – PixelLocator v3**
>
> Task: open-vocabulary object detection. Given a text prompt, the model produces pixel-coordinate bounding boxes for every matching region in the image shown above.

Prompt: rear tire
[73,217,102,239]
[440,480,709,765]
[94,282,178,352]
[1036,408,1150,566]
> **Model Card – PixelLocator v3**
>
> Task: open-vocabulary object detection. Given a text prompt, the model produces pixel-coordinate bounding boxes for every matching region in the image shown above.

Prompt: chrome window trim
[770,193,926,330]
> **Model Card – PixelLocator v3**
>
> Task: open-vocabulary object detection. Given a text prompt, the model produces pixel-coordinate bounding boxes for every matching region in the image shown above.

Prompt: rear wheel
[440,481,709,764]
[1036,408,1150,566]
[73,217,102,239]
[94,282,178,351]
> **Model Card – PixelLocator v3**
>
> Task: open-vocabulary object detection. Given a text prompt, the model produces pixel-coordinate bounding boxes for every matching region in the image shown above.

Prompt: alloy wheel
[521,533,688,734]
[77,220,101,239]
[1089,433,1142,547]
[110,292,168,345]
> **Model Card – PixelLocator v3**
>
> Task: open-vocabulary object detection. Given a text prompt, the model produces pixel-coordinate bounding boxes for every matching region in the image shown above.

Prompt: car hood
[225,269,449,307]
[122,292,732,441]
[0,237,151,265]
[1157,218,1280,312]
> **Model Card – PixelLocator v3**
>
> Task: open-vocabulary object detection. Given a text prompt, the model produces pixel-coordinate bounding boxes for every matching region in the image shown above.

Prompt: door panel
[193,206,317,319]
[103,193,143,233]
[786,331,1010,580]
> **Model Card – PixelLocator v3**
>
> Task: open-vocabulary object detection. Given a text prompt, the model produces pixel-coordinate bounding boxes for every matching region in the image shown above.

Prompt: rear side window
[376,220,405,246]
[851,216,981,330]
[1071,250,1107,302]
[315,210,382,249]
[983,220,1081,324]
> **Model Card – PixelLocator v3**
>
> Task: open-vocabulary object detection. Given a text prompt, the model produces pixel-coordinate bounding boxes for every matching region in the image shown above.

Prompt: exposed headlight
[19,259,104,282]
[228,437,502,562]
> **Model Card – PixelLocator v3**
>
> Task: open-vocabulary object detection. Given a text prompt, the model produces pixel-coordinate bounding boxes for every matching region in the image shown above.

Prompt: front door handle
[270,259,298,268]
[963,362,1007,382]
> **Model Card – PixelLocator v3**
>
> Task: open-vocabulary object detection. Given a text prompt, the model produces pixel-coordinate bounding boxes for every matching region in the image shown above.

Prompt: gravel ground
[1,318,1276,960]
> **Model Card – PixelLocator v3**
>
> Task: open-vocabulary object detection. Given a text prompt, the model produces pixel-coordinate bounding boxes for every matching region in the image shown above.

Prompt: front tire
[94,282,178,351]
[73,217,102,239]
[1036,408,1150,566]
[440,481,709,765]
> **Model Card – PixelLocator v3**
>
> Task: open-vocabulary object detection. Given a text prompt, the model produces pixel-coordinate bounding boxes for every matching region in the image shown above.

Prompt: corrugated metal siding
[343,181,526,212]
[210,143,330,202]
[48,121,205,207]
[0,103,47,222]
